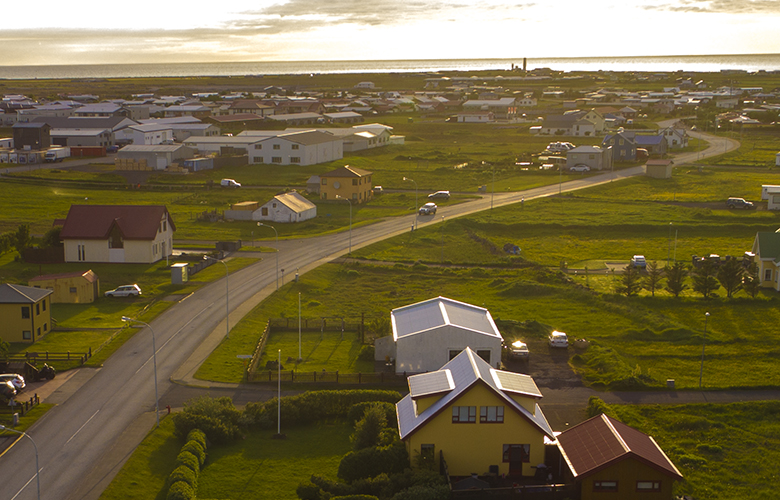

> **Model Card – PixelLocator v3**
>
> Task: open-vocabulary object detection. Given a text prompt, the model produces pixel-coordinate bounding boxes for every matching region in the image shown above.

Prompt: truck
[44,147,70,163]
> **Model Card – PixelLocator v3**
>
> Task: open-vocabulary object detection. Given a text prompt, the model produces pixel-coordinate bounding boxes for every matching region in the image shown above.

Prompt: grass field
[596,399,780,500]
[258,330,373,373]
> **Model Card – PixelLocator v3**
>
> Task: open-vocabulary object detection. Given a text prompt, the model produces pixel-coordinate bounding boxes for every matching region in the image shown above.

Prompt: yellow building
[396,347,554,478]
[0,283,53,344]
[28,270,99,304]
[319,165,373,203]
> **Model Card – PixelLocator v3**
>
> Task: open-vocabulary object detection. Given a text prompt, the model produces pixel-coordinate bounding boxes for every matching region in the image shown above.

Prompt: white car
[428,191,451,200]
[419,202,437,215]
[220,178,241,188]
[630,255,647,268]
[507,340,529,359]
[105,284,142,297]
[549,330,569,348]
[373,186,384,194]
[0,374,25,392]
[569,165,591,173]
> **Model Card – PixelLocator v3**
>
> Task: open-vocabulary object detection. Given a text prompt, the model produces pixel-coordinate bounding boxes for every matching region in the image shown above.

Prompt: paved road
[0,129,741,500]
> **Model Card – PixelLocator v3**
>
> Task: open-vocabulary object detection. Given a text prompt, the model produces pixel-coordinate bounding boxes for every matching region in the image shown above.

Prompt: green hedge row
[166,429,208,500]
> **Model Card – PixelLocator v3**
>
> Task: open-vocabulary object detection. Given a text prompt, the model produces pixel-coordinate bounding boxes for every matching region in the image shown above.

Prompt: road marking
[66,409,100,444]
[10,464,43,500]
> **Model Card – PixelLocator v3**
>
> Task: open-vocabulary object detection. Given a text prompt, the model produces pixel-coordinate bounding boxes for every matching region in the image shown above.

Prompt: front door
[503,444,530,476]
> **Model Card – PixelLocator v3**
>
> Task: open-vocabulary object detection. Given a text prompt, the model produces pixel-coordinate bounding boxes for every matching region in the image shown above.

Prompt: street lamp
[257,222,279,290]
[403,176,418,229]
[204,255,229,339]
[0,425,40,500]
[336,195,352,254]
[668,222,673,265]
[699,312,710,389]
[120,317,159,428]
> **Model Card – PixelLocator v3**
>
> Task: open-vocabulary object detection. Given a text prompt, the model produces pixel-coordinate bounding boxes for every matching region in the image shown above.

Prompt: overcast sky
[2,0,779,66]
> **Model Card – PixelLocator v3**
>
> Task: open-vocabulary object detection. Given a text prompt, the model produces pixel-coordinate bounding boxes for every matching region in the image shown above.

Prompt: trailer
[45,147,71,163]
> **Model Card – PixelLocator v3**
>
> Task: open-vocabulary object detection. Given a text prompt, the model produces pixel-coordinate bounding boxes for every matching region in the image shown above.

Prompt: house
[601,132,638,161]
[751,230,780,290]
[51,127,113,148]
[322,111,364,124]
[634,134,668,156]
[645,159,674,179]
[28,270,99,304]
[224,192,317,223]
[72,103,127,118]
[556,413,683,500]
[540,111,598,136]
[456,111,495,123]
[659,127,688,149]
[380,296,504,374]
[117,123,174,145]
[12,122,51,149]
[60,205,175,264]
[0,283,53,343]
[163,105,211,119]
[248,130,343,165]
[319,165,373,203]
[566,145,613,171]
[396,347,554,477]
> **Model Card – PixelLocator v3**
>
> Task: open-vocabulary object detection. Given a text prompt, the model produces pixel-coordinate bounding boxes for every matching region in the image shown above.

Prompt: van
[220,179,241,188]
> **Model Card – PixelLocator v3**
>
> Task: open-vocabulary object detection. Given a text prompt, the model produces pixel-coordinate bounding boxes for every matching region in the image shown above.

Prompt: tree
[743,262,761,298]
[350,404,388,451]
[691,259,720,299]
[41,226,63,248]
[13,223,31,252]
[664,262,688,298]
[617,265,642,297]
[717,258,744,298]
[643,261,664,297]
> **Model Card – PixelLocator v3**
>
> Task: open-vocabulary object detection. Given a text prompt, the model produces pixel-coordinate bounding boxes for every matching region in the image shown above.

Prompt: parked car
[569,164,591,173]
[373,186,384,194]
[428,190,451,200]
[630,255,647,268]
[220,178,241,188]
[0,374,25,393]
[105,284,142,297]
[419,202,437,215]
[549,330,569,348]
[726,197,754,209]
[507,340,530,359]
[546,142,575,153]
[0,381,16,400]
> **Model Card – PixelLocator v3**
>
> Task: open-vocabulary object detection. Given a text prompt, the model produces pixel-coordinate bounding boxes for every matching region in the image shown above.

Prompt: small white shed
[389,296,504,374]
[255,191,317,223]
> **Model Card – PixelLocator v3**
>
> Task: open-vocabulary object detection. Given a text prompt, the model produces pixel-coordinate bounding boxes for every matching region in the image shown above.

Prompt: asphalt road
[0,129,740,500]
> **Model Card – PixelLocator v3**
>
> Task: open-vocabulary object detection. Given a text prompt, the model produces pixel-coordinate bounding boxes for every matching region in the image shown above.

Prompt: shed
[645,159,674,179]
[28,270,99,304]
[389,296,504,374]
[171,263,189,284]
[255,192,317,223]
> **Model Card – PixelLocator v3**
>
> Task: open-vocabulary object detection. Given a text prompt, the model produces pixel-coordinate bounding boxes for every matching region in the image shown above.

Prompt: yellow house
[0,283,53,344]
[396,347,554,478]
[28,270,99,304]
[319,165,373,203]
[751,230,780,291]
[556,413,683,500]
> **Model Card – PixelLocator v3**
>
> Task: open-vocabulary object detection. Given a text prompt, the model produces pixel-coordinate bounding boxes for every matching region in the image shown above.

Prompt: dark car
[726,197,755,209]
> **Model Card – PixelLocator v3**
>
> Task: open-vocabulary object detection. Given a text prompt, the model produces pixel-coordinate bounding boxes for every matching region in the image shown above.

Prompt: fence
[0,394,40,419]
[250,370,406,385]
[5,350,91,365]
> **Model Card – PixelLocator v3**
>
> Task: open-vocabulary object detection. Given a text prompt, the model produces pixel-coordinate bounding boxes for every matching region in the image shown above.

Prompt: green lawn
[258,330,373,374]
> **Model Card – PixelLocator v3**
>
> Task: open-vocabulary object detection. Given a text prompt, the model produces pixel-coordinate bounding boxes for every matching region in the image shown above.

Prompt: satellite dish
[333,181,341,189]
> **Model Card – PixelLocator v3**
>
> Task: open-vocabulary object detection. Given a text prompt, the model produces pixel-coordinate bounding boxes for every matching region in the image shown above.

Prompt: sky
[2,0,780,66]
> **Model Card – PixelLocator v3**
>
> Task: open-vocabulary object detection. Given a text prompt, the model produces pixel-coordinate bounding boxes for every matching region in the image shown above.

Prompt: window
[449,349,462,360]
[352,178,358,186]
[44,323,48,332]
[272,203,277,208]
[78,244,86,261]
[261,207,268,216]
[636,481,661,492]
[452,406,476,423]
[272,157,282,163]
[765,269,772,281]
[36,303,40,315]
[254,144,262,149]
[42,299,46,311]
[593,481,618,492]
[322,178,327,185]
[420,444,435,465]
[292,144,299,150]
[22,306,30,319]
[290,157,300,163]
[480,406,504,423]
[23,331,31,340]
[476,350,491,364]
[502,444,530,463]
[37,327,41,337]
[273,144,280,150]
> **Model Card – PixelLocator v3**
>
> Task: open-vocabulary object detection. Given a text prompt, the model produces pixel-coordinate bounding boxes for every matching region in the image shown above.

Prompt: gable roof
[321,165,372,178]
[392,296,502,340]
[754,231,780,261]
[396,348,553,440]
[270,192,316,213]
[556,413,683,480]
[0,283,53,303]
[60,205,175,241]
[29,270,98,283]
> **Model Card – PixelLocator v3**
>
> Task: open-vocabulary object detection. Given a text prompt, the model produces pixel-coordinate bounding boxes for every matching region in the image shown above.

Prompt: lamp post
[336,195,352,254]
[0,425,40,500]
[667,222,673,265]
[204,255,229,339]
[257,222,279,290]
[403,176,418,229]
[699,312,710,389]
[120,317,159,428]
[440,215,445,264]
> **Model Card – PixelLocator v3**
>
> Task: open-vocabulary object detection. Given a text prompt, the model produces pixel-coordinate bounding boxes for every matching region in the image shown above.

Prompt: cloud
[644,0,780,14]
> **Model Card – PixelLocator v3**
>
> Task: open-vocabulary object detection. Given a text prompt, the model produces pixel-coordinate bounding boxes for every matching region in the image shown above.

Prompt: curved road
[0,129,739,500]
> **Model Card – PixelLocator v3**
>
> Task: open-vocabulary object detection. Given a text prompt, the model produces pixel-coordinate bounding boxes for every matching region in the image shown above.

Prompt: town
[1,66,780,500]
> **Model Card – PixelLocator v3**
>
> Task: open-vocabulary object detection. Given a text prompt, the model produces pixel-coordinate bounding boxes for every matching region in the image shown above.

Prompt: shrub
[348,402,396,426]
[176,450,200,473]
[181,440,206,467]
[167,465,197,489]
[390,484,450,500]
[332,496,378,500]
[186,428,207,449]
[172,396,242,444]
[166,481,195,500]
[297,481,327,500]
[351,405,388,451]
[357,345,375,362]
[338,441,408,483]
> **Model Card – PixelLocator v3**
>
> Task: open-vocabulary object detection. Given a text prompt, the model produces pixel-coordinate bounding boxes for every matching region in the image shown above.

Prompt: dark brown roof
[60,205,175,241]
[321,165,372,178]
[29,270,98,283]
[556,413,683,480]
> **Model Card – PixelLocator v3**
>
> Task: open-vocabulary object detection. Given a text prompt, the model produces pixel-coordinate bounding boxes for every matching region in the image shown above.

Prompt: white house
[118,123,174,145]
[60,205,175,264]
[566,145,613,171]
[381,296,504,374]
[248,130,343,166]
[224,192,317,223]
[457,111,495,123]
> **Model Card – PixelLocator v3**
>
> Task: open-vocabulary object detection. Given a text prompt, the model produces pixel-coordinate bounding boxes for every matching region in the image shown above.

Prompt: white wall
[395,325,502,374]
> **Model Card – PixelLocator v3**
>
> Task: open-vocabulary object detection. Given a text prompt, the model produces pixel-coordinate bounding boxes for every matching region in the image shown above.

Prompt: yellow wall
[320,173,373,203]
[581,458,676,500]
[0,296,52,343]
[29,275,98,303]
[405,383,547,477]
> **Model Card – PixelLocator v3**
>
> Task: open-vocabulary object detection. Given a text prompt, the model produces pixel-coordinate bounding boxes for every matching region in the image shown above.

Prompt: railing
[0,393,41,418]
[5,350,90,364]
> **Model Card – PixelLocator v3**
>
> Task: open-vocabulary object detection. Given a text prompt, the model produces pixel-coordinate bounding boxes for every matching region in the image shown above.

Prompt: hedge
[168,465,198,489]
[166,481,195,500]
[166,428,209,499]
[338,441,409,482]
[347,402,397,426]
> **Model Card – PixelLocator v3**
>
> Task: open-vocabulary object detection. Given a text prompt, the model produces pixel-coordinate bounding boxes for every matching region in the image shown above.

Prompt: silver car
[105,284,142,297]
[0,374,24,393]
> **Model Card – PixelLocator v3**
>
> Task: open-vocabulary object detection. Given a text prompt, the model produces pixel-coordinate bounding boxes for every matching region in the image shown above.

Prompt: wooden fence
[250,369,406,385]
[0,393,40,419]
[6,350,91,365]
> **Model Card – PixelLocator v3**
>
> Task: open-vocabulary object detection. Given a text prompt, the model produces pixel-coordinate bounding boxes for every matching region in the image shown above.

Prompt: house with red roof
[28,270,99,303]
[556,413,683,499]
[59,205,175,264]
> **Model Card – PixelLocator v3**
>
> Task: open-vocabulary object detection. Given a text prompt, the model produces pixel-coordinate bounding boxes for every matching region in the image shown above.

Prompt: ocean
[1,54,780,80]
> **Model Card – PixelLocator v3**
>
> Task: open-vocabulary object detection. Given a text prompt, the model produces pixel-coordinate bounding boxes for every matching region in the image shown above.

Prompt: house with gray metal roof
[396,347,553,477]
[0,283,53,343]
[387,296,504,374]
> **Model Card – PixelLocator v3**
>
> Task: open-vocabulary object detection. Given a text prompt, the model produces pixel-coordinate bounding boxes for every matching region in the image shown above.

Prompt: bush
[351,405,388,451]
[348,402,396,426]
[166,481,195,500]
[172,396,242,444]
[338,441,408,483]
[186,428,207,449]
[357,345,375,362]
[181,440,206,467]
[390,485,450,500]
[297,481,327,500]
[332,496,378,500]
[176,451,200,473]
[167,465,198,489]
